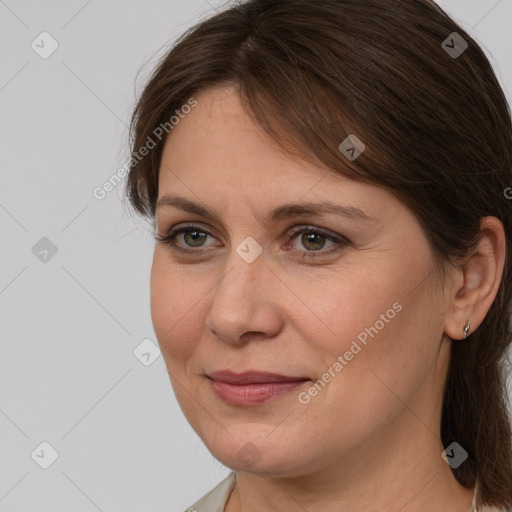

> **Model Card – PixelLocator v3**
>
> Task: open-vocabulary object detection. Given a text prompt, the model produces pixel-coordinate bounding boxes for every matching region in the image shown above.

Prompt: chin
[201,427,312,476]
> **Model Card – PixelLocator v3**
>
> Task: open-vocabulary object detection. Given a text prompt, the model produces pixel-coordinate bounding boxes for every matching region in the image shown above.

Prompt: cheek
[149,253,206,362]
[301,268,406,357]
[313,270,440,407]
[301,261,436,402]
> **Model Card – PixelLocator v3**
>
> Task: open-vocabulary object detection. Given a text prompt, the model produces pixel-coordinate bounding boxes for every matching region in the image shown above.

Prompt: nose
[204,244,284,344]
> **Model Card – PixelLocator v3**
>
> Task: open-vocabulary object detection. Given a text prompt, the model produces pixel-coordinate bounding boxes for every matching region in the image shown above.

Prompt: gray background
[1,1,511,511]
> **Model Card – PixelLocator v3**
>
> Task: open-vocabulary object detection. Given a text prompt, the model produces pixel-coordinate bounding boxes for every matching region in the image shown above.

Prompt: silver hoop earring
[463,320,471,339]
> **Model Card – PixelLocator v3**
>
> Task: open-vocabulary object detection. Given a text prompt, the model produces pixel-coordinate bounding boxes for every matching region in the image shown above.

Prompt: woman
[124,0,512,510]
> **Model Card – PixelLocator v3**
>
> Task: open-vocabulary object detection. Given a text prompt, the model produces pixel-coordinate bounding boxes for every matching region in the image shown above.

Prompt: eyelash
[154,223,349,260]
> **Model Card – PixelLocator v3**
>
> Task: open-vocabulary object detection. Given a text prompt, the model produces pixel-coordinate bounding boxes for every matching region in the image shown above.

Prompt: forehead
[162,85,311,169]
[156,85,402,228]
[159,85,349,190]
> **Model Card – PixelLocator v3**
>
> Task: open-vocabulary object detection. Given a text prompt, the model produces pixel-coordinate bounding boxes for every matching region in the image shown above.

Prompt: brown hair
[124,0,512,508]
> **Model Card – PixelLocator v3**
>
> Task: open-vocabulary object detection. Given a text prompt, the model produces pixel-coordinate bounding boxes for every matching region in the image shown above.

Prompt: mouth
[206,370,311,405]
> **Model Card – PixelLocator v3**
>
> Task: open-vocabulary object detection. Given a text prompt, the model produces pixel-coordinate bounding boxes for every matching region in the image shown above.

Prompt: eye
[154,223,219,253]
[154,223,349,259]
[285,225,348,259]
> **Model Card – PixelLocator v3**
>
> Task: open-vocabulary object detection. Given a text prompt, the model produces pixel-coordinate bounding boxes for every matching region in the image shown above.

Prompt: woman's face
[151,85,454,477]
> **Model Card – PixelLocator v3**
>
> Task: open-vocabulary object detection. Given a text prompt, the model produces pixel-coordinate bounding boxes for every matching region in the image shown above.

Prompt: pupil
[303,233,324,250]
[186,231,205,246]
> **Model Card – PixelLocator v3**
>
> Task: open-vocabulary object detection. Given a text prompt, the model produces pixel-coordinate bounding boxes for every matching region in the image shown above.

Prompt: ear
[444,216,506,341]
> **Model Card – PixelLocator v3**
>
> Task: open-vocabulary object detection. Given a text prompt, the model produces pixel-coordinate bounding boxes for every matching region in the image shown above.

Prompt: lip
[207,370,310,384]
[206,370,311,405]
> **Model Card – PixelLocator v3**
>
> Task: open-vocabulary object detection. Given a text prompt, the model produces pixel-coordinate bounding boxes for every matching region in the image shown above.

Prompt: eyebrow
[155,195,377,224]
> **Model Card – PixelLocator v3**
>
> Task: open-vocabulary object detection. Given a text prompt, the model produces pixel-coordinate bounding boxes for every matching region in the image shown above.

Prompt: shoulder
[183,472,237,512]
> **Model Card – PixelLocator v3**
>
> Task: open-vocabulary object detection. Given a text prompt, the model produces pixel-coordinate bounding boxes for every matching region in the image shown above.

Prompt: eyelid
[155,222,349,258]
[155,223,220,252]
[287,224,347,242]
[284,225,348,257]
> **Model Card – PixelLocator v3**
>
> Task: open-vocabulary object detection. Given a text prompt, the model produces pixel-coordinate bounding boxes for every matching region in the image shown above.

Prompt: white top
[183,472,506,512]
[183,472,236,511]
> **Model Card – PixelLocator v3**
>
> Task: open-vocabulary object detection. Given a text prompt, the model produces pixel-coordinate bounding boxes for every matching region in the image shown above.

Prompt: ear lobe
[443,216,506,341]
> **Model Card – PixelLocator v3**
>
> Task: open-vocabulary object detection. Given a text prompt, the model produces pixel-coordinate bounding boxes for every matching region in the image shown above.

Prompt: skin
[150,84,505,511]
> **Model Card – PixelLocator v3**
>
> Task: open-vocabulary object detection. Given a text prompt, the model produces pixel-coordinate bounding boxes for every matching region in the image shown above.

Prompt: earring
[463,320,471,339]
